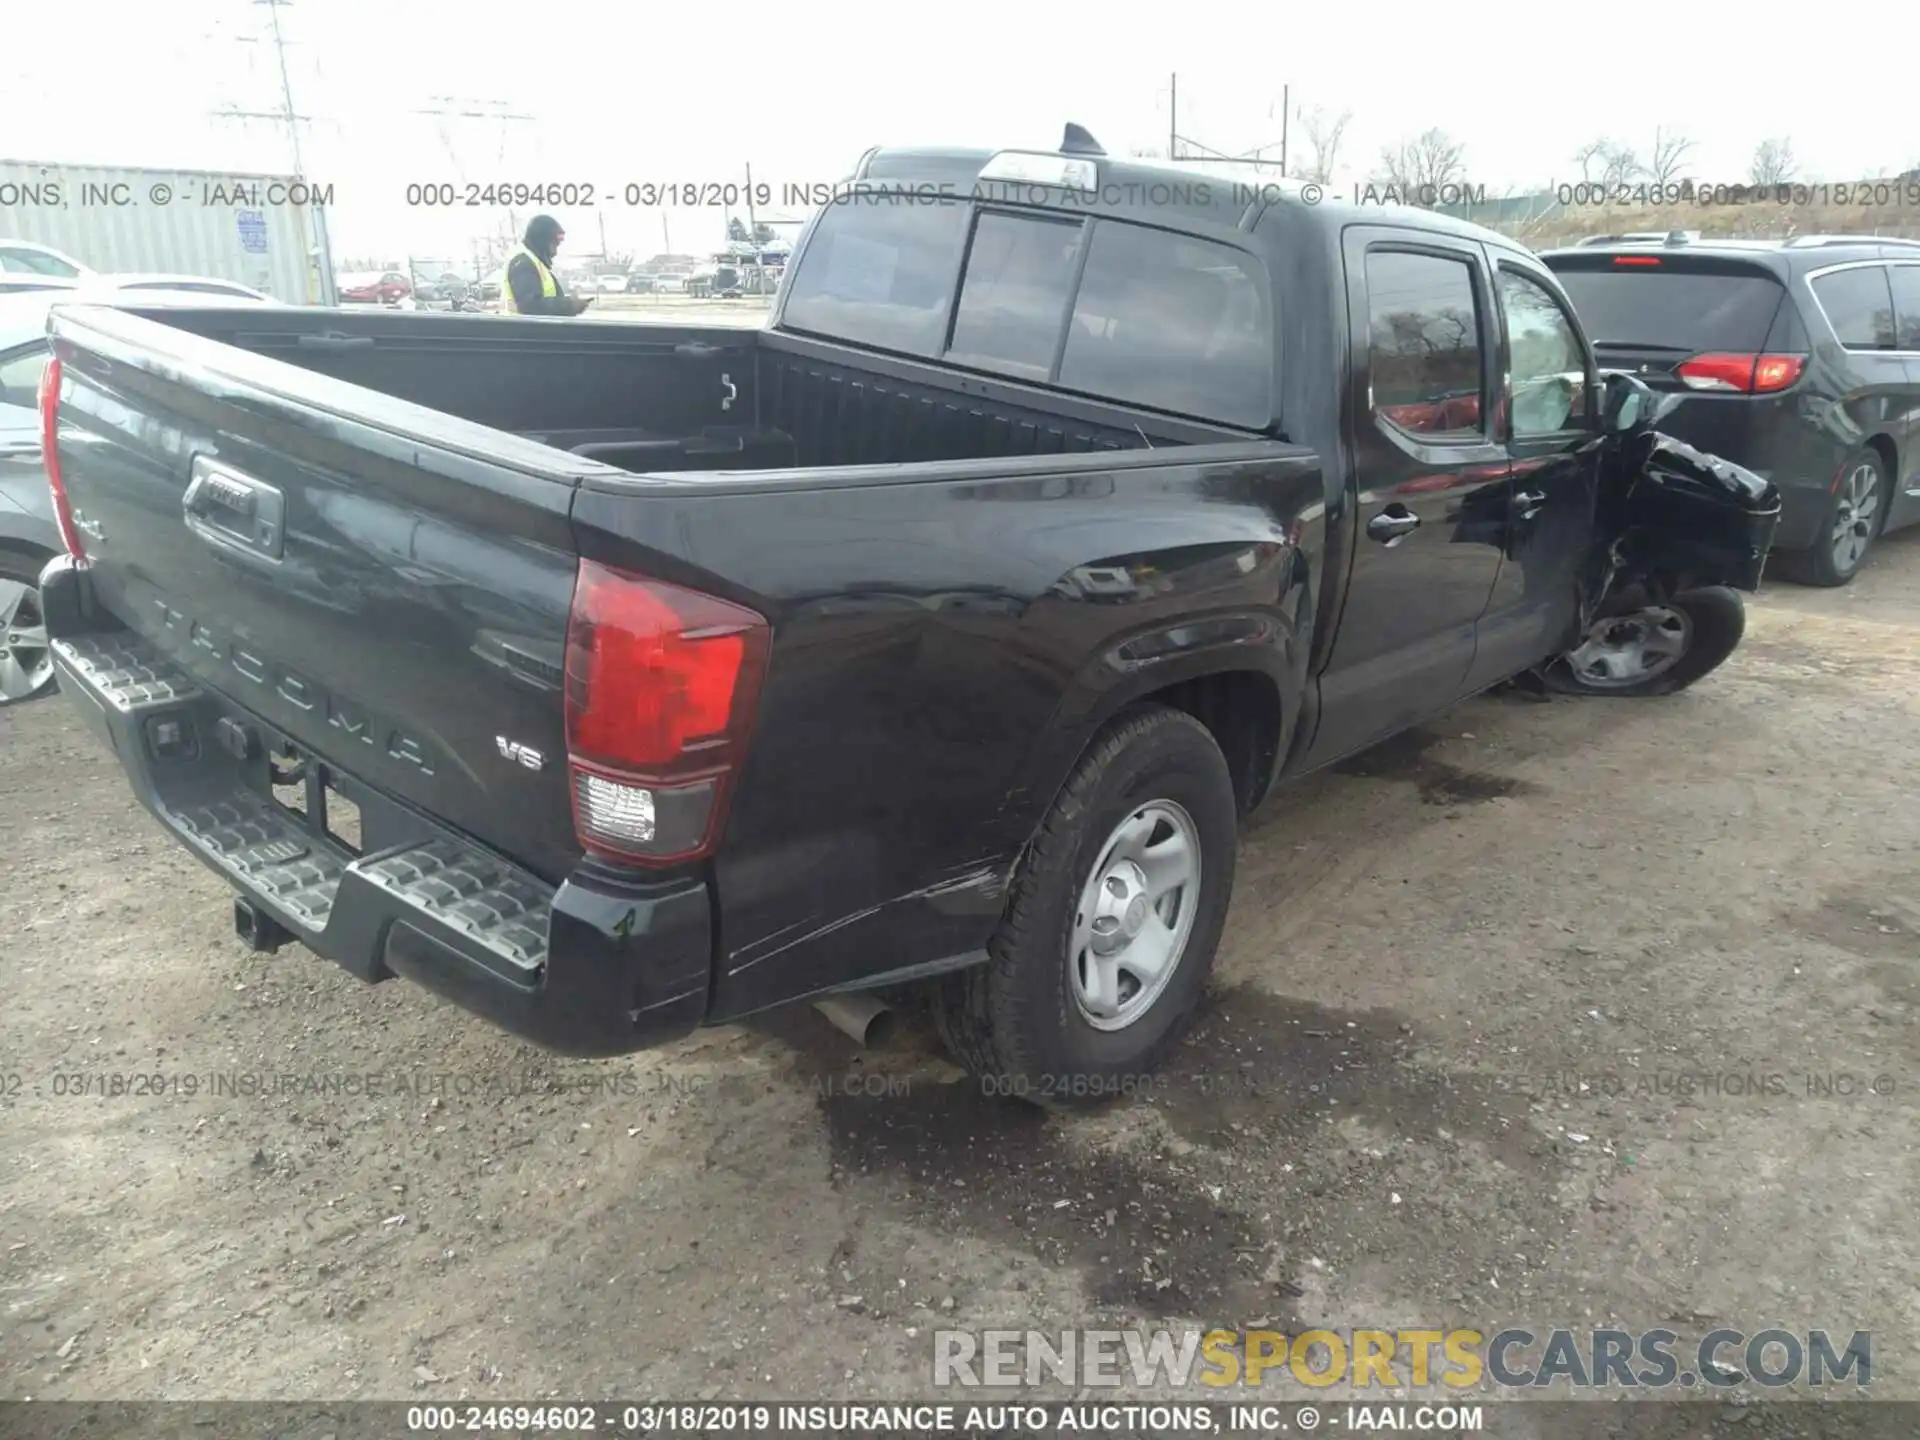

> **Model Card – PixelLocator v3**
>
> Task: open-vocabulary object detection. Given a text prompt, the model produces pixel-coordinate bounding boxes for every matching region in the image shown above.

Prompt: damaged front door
[1466,258,1603,690]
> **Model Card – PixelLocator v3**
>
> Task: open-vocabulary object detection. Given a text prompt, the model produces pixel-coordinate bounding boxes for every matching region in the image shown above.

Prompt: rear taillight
[1675,352,1806,394]
[37,355,85,557]
[563,559,770,865]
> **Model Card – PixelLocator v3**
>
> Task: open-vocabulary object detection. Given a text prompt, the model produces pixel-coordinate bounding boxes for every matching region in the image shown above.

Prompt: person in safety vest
[505,215,591,316]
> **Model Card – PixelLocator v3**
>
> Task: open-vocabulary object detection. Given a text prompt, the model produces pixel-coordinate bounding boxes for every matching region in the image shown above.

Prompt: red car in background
[336,270,412,305]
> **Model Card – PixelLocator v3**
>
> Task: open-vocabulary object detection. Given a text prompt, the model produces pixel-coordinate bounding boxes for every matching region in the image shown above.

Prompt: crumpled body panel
[1587,426,1783,618]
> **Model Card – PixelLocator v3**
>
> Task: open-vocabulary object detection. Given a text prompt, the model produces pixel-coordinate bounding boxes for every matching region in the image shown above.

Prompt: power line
[413,97,538,272]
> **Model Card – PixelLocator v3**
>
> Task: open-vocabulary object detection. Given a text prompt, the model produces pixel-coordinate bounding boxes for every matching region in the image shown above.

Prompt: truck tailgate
[44,304,593,887]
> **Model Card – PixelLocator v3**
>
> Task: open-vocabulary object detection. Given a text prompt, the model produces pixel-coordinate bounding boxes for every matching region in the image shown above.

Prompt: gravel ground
[2,534,1916,1411]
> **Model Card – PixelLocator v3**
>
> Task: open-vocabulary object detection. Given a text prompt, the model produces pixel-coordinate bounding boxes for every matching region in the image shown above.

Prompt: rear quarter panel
[571,443,1325,1018]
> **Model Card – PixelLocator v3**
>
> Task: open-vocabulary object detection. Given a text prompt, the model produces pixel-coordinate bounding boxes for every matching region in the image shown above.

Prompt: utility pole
[210,1,311,173]
[745,162,758,237]
[209,0,327,301]
[1168,73,1178,160]
[1280,84,1289,176]
[259,0,304,178]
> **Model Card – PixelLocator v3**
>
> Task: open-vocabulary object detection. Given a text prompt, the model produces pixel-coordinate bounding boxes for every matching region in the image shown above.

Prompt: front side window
[1366,250,1485,440]
[1499,268,1589,436]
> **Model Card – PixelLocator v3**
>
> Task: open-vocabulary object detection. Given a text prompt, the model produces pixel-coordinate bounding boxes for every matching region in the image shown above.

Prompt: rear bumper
[39,557,709,1058]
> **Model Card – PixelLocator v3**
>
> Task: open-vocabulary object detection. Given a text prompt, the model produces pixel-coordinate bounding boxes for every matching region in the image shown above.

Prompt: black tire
[1771,448,1889,588]
[0,550,58,708]
[1541,585,1745,698]
[932,705,1238,1109]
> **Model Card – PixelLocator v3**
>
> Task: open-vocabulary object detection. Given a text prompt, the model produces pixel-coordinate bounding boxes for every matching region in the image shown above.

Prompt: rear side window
[1366,250,1485,440]
[946,213,1083,380]
[0,343,50,409]
[780,195,971,357]
[1550,265,1783,353]
[1059,223,1271,428]
[1811,266,1898,350]
[1890,265,1920,350]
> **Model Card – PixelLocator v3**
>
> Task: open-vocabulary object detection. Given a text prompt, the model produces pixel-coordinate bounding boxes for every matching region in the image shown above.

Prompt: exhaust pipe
[813,992,897,1049]
[233,897,294,954]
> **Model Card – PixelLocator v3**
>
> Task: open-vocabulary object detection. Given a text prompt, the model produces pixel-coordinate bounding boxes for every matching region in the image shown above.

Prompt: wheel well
[1865,436,1898,526]
[1140,670,1283,813]
[0,539,55,577]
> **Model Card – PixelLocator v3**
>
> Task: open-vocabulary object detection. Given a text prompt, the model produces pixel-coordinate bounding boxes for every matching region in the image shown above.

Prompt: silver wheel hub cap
[1831,462,1880,573]
[1564,605,1691,689]
[0,578,54,704]
[1070,801,1201,1032]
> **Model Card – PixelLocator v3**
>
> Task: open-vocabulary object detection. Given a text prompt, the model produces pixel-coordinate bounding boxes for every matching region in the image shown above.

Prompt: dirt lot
[3,536,1917,1413]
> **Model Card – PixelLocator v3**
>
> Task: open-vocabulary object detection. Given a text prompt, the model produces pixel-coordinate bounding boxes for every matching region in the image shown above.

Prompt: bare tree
[1573,137,1642,188]
[1648,127,1696,186]
[1371,128,1468,206]
[1295,105,1351,186]
[1572,139,1608,184]
[1748,138,1798,186]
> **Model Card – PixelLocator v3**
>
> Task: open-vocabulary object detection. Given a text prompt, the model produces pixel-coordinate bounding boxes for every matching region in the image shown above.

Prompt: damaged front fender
[1579,374,1782,629]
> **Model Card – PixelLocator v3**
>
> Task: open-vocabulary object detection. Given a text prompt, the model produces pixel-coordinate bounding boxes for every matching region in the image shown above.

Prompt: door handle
[1515,489,1548,519]
[1366,507,1421,544]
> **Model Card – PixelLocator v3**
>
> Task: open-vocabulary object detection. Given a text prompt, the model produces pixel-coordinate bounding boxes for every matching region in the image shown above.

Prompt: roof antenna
[1060,123,1106,157]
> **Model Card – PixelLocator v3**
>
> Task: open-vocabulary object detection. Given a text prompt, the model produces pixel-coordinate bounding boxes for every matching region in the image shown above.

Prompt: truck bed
[139,307,1248,474]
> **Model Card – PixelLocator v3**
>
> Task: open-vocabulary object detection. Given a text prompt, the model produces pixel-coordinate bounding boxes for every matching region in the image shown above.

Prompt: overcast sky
[4,0,1915,266]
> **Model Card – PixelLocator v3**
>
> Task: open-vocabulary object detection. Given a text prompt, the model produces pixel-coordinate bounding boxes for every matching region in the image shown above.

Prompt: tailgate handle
[297,332,375,351]
[183,456,286,562]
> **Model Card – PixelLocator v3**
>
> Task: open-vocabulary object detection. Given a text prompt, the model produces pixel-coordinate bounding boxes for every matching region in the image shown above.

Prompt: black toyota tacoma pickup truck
[34,134,1779,1097]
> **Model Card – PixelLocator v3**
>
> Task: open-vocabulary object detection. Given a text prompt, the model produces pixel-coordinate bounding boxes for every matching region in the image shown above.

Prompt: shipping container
[0,159,337,304]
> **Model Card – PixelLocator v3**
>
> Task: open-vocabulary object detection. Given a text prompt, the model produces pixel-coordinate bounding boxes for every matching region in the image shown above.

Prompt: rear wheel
[0,551,56,708]
[932,706,1238,1108]
[1541,586,1745,698]
[1773,450,1887,587]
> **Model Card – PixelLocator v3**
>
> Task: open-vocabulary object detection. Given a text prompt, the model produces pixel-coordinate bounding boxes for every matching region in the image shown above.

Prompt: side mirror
[1601,370,1655,434]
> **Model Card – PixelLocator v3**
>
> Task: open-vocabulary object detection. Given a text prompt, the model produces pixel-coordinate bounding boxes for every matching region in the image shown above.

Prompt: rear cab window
[780,190,1275,429]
